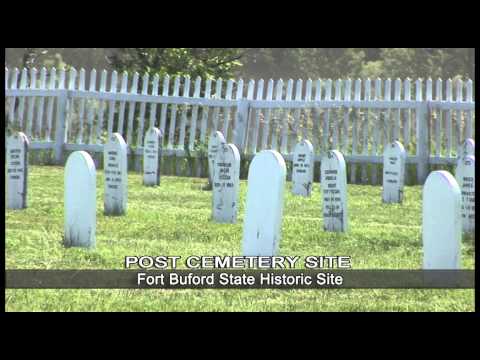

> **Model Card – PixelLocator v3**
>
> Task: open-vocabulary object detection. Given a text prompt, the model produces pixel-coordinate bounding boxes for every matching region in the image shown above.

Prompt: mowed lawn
[5,165,475,312]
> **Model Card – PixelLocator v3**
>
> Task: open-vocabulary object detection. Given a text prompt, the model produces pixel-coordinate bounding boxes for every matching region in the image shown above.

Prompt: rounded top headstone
[108,132,127,146]
[461,138,475,157]
[295,139,314,152]
[424,170,461,197]
[249,150,286,179]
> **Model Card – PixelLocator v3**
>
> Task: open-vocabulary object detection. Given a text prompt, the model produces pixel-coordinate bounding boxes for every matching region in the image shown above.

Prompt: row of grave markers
[6,130,475,269]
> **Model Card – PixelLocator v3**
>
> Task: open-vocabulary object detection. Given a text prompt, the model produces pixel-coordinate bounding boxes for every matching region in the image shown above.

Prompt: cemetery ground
[5,165,475,312]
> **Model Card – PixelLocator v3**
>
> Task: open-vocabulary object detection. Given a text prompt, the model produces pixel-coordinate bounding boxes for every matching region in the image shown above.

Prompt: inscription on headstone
[104,133,128,215]
[6,132,29,209]
[64,151,96,248]
[242,150,286,256]
[208,131,226,186]
[455,155,475,233]
[292,139,314,196]
[212,143,241,223]
[143,127,163,186]
[321,150,348,232]
[382,141,406,203]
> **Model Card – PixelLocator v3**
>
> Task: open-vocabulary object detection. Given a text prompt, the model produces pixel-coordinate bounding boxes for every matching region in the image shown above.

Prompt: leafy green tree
[108,48,245,81]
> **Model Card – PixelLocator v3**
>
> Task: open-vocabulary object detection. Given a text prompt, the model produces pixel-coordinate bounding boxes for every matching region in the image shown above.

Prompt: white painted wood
[222,79,233,139]
[137,73,150,147]
[250,78,264,154]
[455,79,463,151]
[126,72,139,145]
[104,133,128,215]
[260,79,274,151]
[85,69,97,144]
[26,68,38,138]
[208,131,226,185]
[292,79,303,151]
[7,68,19,128]
[96,70,108,144]
[465,79,473,139]
[342,79,352,153]
[76,68,86,143]
[64,151,96,248]
[178,76,191,149]
[403,78,411,146]
[360,79,371,183]
[455,155,475,233]
[107,70,119,138]
[393,78,401,141]
[65,67,77,142]
[242,150,286,256]
[149,74,160,129]
[322,79,332,153]
[292,139,314,196]
[384,78,392,146]
[382,141,406,203]
[321,150,348,232]
[6,132,29,209]
[302,79,313,141]
[212,143,241,223]
[167,76,180,149]
[188,76,202,150]
[117,71,128,135]
[212,78,223,132]
[143,127,163,186]
[45,67,57,141]
[35,68,47,139]
[422,171,461,269]
[446,79,453,156]
[200,78,212,145]
[159,75,170,138]
[280,79,293,154]
[435,79,443,157]
[350,79,361,183]
[17,68,28,130]
[271,79,284,150]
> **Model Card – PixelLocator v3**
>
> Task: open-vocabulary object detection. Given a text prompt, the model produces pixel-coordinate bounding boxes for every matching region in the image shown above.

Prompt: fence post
[54,90,68,164]
[234,99,250,154]
[416,102,430,184]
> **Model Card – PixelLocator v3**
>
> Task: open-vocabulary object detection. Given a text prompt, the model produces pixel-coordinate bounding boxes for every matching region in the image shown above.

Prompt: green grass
[5,165,475,311]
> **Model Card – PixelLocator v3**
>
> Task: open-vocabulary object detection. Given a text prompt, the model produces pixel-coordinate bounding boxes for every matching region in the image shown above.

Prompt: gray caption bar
[5,270,475,289]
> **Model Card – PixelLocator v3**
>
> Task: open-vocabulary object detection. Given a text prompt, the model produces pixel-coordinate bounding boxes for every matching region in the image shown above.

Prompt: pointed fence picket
[4,67,475,184]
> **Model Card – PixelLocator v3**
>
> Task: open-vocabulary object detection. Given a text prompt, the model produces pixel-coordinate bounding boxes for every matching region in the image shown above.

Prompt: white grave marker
[423,171,461,269]
[143,127,163,186]
[242,150,286,256]
[104,133,128,215]
[208,131,226,185]
[6,132,29,209]
[212,143,241,223]
[64,151,96,248]
[382,141,406,203]
[321,150,348,232]
[459,138,475,157]
[292,139,314,196]
[455,155,475,233]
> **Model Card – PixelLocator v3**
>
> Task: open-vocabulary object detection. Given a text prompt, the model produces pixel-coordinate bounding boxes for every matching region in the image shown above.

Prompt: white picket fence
[4,67,475,184]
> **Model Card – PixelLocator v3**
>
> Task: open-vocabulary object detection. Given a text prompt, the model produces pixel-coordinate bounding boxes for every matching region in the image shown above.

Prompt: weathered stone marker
[423,171,461,269]
[143,127,163,186]
[292,139,314,196]
[455,155,475,233]
[64,151,96,248]
[321,150,348,232]
[104,133,128,215]
[212,143,241,223]
[242,150,286,256]
[382,141,406,203]
[459,138,475,157]
[208,131,226,186]
[6,132,29,209]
